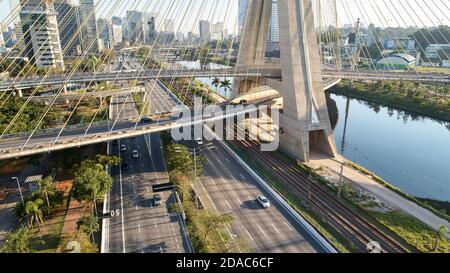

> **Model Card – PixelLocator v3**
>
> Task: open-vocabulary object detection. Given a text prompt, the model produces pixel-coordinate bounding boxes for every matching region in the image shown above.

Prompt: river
[331,93,450,202]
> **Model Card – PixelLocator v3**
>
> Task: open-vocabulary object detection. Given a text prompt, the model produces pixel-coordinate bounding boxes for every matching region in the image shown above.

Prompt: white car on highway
[120,144,127,152]
[196,138,203,145]
[257,196,271,209]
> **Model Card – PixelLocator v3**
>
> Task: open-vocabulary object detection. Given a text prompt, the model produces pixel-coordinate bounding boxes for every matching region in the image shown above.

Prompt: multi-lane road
[104,86,191,253]
[101,80,330,253]
[180,135,324,253]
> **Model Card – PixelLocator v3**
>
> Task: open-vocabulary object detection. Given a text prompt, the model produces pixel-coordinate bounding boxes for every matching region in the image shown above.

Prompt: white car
[196,138,203,145]
[120,144,127,152]
[257,196,271,209]
[132,150,139,159]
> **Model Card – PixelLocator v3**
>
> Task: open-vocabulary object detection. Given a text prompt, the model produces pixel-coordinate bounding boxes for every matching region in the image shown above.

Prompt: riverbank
[328,80,450,122]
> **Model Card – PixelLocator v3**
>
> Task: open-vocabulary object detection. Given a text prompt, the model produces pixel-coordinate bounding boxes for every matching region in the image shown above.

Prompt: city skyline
[1,0,449,33]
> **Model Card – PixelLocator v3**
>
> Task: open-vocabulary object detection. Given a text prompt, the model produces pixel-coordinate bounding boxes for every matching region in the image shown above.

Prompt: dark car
[121,162,129,171]
[140,118,153,124]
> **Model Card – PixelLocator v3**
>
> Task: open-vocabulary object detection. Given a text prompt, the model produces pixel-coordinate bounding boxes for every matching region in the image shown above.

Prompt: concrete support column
[276,0,337,162]
[232,0,272,98]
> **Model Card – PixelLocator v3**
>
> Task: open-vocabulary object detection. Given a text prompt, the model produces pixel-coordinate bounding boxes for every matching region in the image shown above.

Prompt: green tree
[24,199,45,230]
[77,215,100,242]
[199,213,233,248]
[211,77,220,92]
[432,225,449,252]
[220,79,232,97]
[0,227,31,253]
[95,154,121,169]
[73,160,113,214]
[36,177,55,208]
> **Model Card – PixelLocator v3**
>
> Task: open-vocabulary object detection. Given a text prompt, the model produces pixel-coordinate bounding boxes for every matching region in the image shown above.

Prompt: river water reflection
[331,93,450,201]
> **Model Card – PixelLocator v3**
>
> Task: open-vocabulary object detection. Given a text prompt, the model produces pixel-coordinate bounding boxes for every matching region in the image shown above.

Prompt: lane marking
[257,224,268,238]
[245,228,255,241]
[230,175,237,182]
[240,174,246,180]
[225,200,232,210]
[284,221,293,232]
[272,224,280,234]
[118,140,126,253]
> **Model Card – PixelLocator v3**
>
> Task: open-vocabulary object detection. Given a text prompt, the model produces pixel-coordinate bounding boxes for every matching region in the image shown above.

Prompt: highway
[105,89,191,253]
[179,134,324,253]
[1,67,448,90]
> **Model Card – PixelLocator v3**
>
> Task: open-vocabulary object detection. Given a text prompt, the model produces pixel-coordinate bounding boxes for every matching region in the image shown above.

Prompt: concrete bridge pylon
[234,0,337,162]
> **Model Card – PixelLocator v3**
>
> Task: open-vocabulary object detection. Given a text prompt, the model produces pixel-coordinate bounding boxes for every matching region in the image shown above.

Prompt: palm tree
[220,79,232,97]
[37,177,54,208]
[432,225,449,252]
[211,77,220,92]
[24,199,45,230]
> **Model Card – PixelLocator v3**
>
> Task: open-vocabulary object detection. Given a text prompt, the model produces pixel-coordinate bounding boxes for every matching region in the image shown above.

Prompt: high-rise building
[175,32,184,43]
[97,18,113,49]
[164,19,175,33]
[79,0,100,53]
[187,32,198,45]
[199,20,211,43]
[147,16,156,44]
[211,22,225,41]
[126,10,146,45]
[54,0,81,56]
[111,24,123,46]
[111,16,123,26]
[19,0,64,69]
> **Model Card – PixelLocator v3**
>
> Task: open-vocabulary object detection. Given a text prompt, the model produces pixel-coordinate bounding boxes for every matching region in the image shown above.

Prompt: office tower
[126,10,145,45]
[199,20,211,43]
[175,32,184,43]
[211,22,225,41]
[54,0,81,56]
[79,0,100,53]
[147,16,156,44]
[97,19,113,49]
[111,24,123,46]
[19,0,65,69]
[111,16,123,26]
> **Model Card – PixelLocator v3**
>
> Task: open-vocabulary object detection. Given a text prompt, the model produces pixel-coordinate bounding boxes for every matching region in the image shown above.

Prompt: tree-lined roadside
[161,132,240,253]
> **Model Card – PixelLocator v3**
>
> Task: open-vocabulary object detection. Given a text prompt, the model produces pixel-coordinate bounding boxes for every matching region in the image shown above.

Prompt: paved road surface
[180,135,324,253]
[105,92,190,253]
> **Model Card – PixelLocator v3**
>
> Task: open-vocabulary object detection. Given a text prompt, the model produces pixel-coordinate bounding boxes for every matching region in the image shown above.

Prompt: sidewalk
[307,153,450,232]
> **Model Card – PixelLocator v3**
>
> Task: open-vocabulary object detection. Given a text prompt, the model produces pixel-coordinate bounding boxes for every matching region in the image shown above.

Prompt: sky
[0,0,449,32]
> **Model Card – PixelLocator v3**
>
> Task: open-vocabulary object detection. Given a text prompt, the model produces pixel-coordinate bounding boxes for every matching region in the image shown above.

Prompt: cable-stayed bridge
[1,68,449,91]
[0,0,448,163]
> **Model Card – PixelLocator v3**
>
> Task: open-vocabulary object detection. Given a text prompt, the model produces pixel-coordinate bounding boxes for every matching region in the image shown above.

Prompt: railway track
[224,123,406,253]
[162,80,407,253]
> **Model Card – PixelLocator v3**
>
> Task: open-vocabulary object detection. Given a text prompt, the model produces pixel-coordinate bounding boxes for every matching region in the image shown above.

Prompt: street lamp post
[11,177,24,206]
[174,143,215,210]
